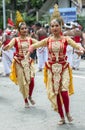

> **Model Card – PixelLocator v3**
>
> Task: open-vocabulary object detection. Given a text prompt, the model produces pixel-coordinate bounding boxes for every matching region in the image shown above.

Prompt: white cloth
[66,45,73,67]
[2,48,15,75]
[37,47,48,69]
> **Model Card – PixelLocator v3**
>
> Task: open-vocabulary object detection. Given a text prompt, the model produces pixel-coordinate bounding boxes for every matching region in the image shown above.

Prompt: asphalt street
[0,59,85,130]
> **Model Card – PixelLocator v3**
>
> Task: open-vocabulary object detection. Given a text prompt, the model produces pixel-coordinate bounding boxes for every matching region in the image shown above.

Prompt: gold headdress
[51,4,64,25]
[15,11,24,28]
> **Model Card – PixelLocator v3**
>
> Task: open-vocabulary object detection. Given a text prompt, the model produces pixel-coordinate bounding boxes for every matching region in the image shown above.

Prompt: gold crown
[16,11,24,28]
[51,4,64,25]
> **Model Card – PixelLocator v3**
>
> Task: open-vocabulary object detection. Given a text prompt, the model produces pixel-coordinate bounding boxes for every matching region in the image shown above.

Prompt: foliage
[77,15,85,30]
[30,0,44,8]
[22,12,36,25]
[0,0,47,29]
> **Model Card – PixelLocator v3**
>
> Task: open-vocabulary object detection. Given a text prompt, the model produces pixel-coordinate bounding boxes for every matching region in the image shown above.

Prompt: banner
[49,7,77,23]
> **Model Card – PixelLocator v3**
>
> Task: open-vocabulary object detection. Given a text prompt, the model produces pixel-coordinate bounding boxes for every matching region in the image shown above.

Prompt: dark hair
[35,22,41,27]
[18,22,26,31]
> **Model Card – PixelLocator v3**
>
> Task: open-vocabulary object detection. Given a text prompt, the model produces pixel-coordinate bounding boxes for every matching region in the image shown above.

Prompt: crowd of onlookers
[63,21,85,70]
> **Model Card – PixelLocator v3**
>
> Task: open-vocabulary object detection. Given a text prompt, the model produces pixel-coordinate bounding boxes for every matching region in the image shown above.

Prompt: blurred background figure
[27,26,38,63]
[64,21,83,70]
[81,28,85,59]
[44,23,50,36]
[1,18,16,76]
[0,29,3,61]
[64,22,73,68]
[71,21,83,70]
[34,22,48,71]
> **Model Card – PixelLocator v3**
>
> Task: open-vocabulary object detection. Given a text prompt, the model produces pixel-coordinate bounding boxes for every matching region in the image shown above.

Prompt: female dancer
[3,22,37,108]
[28,5,84,124]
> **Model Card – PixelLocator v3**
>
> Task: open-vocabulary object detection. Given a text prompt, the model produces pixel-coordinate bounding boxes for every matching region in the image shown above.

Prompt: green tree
[0,0,47,28]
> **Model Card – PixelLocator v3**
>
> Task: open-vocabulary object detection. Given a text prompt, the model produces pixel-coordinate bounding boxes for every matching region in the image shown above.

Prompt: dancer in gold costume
[3,22,37,108]
[28,4,84,125]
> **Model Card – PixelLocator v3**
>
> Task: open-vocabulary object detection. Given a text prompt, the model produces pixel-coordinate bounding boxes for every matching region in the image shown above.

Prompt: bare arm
[66,36,85,54]
[2,38,16,50]
[31,38,38,43]
[26,37,48,59]
[29,37,48,52]
[67,36,83,49]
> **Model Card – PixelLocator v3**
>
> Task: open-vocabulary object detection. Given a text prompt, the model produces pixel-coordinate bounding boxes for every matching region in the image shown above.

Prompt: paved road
[0,60,85,130]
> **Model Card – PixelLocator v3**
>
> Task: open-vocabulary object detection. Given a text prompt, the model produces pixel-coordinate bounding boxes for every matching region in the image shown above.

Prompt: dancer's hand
[75,51,83,56]
[76,47,85,56]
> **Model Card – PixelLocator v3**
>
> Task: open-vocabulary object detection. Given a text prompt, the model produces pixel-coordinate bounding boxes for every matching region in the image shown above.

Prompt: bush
[77,15,85,30]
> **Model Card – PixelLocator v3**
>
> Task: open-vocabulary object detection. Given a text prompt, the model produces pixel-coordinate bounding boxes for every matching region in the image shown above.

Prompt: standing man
[35,22,48,71]
[63,22,73,68]
[1,18,15,76]
[71,22,82,70]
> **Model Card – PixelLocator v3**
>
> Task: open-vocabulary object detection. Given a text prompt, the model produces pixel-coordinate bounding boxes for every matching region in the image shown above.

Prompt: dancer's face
[18,22,27,36]
[19,24,27,36]
[50,19,61,36]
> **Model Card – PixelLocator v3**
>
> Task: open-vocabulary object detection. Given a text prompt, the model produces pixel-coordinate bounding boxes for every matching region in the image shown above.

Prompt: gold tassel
[68,66,74,95]
[9,60,18,85]
[43,66,48,87]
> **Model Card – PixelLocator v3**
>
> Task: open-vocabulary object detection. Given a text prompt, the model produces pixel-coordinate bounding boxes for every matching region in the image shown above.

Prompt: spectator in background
[63,22,73,68]
[1,18,15,76]
[71,22,83,70]
[34,22,48,71]
[27,26,38,63]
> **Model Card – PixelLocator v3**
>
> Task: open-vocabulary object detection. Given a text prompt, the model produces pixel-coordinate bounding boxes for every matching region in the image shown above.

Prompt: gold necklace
[19,36,27,40]
[53,36,61,41]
